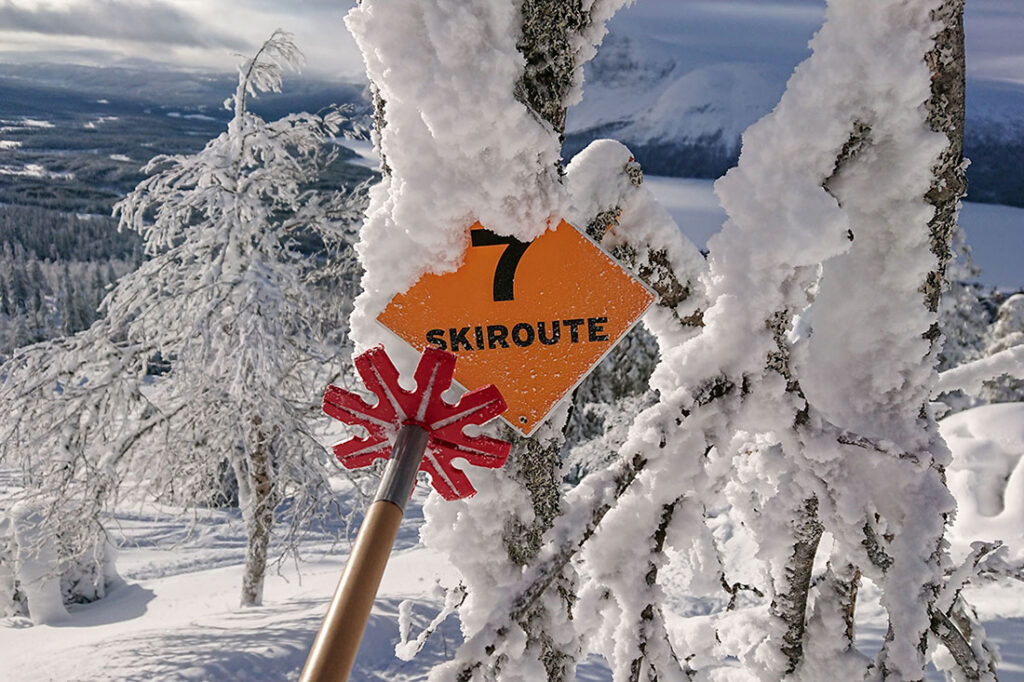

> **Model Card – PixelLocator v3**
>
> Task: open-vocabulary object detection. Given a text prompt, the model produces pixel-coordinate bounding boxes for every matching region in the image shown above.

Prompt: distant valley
[0,63,372,215]
[0,63,374,356]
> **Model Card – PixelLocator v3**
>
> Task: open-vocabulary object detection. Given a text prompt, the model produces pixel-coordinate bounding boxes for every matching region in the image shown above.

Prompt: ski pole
[299,346,510,681]
[299,423,429,682]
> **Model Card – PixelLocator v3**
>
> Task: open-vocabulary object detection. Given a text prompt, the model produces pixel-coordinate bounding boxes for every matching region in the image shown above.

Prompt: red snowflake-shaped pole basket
[323,345,511,500]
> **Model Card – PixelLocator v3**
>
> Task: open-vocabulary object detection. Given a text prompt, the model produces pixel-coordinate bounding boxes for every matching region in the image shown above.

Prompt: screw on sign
[299,345,511,682]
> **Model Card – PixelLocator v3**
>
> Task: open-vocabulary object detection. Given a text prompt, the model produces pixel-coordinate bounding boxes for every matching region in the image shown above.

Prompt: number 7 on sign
[470,228,531,302]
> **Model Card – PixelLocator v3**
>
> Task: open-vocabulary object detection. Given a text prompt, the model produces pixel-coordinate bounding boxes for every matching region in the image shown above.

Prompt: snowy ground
[0,488,613,681]
[0,491,462,682]
[2,428,1023,682]
[2,399,1022,681]
[2,175,1022,680]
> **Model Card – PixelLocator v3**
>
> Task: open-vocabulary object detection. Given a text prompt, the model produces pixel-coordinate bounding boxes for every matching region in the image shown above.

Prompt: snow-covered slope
[942,402,1024,562]
[563,1,821,173]
[564,20,798,178]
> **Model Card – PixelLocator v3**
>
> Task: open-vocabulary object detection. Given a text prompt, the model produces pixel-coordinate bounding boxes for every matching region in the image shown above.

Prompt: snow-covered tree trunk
[345,2,701,678]
[882,0,967,676]
[792,1,967,678]
[922,0,967,322]
[499,4,592,677]
[238,424,280,608]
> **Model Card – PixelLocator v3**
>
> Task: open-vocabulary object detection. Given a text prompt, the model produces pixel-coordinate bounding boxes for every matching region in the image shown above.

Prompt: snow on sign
[378,218,657,436]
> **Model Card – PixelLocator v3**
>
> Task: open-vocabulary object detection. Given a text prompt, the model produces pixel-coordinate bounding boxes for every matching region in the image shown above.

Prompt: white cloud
[0,0,1019,91]
[0,0,364,80]
[0,0,249,48]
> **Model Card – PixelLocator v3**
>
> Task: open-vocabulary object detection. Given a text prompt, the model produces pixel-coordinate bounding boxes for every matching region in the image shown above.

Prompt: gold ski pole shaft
[299,424,430,682]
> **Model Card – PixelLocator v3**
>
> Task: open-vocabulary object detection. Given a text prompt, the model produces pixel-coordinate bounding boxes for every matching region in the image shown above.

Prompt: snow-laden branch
[935,345,1024,397]
[346,1,977,680]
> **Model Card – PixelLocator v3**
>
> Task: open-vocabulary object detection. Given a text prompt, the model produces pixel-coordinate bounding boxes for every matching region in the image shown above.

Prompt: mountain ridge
[566,28,1024,207]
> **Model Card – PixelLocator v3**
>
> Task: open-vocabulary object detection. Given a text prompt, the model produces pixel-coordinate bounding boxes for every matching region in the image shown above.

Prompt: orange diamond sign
[378,219,657,436]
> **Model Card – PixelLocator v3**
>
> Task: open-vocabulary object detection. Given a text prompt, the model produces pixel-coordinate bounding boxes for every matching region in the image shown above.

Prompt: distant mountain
[0,62,368,121]
[565,33,788,179]
[566,13,1024,208]
[1,23,1020,212]
[0,63,373,215]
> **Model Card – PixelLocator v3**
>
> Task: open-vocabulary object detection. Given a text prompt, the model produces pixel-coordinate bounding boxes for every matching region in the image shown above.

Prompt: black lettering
[487,324,509,349]
[537,320,560,345]
[470,229,532,302]
[426,329,447,350]
[564,318,585,343]
[512,323,535,347]
[449,327,473,351]
[474,326,485,350]
[588,316,609,342]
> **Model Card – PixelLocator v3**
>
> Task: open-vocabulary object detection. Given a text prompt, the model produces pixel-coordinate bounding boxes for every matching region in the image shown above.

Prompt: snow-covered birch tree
[345,1,701,678]
[343,0,1004,680]
[0,30,363,612]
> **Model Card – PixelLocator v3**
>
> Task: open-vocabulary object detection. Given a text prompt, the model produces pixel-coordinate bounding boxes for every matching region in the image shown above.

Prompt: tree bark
[770,499,825,673]
[501,425,575,680]
[488,3,595,677]
[240,429,277,608]
[922,0,967,322]
[515,0,588,140]
[587,159,704,328]
[628,499,689,681]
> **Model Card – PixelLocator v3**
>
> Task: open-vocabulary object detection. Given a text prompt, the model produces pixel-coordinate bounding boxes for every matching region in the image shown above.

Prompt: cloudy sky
[0,0,364,78]
[0,0,1020,86]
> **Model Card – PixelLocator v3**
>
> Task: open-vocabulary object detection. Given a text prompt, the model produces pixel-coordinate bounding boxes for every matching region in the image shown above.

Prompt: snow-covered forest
[2,1,1023,681]
[0,206,141,355]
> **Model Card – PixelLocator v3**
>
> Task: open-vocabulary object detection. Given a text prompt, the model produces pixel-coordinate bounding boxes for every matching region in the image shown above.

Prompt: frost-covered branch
[935,345,1024,397]
[396,584,468,662]
[566,140,707,330]
[446,453,645,678]
[626,498,690,681]
[229,29,303,121]
[773,498,825,673]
